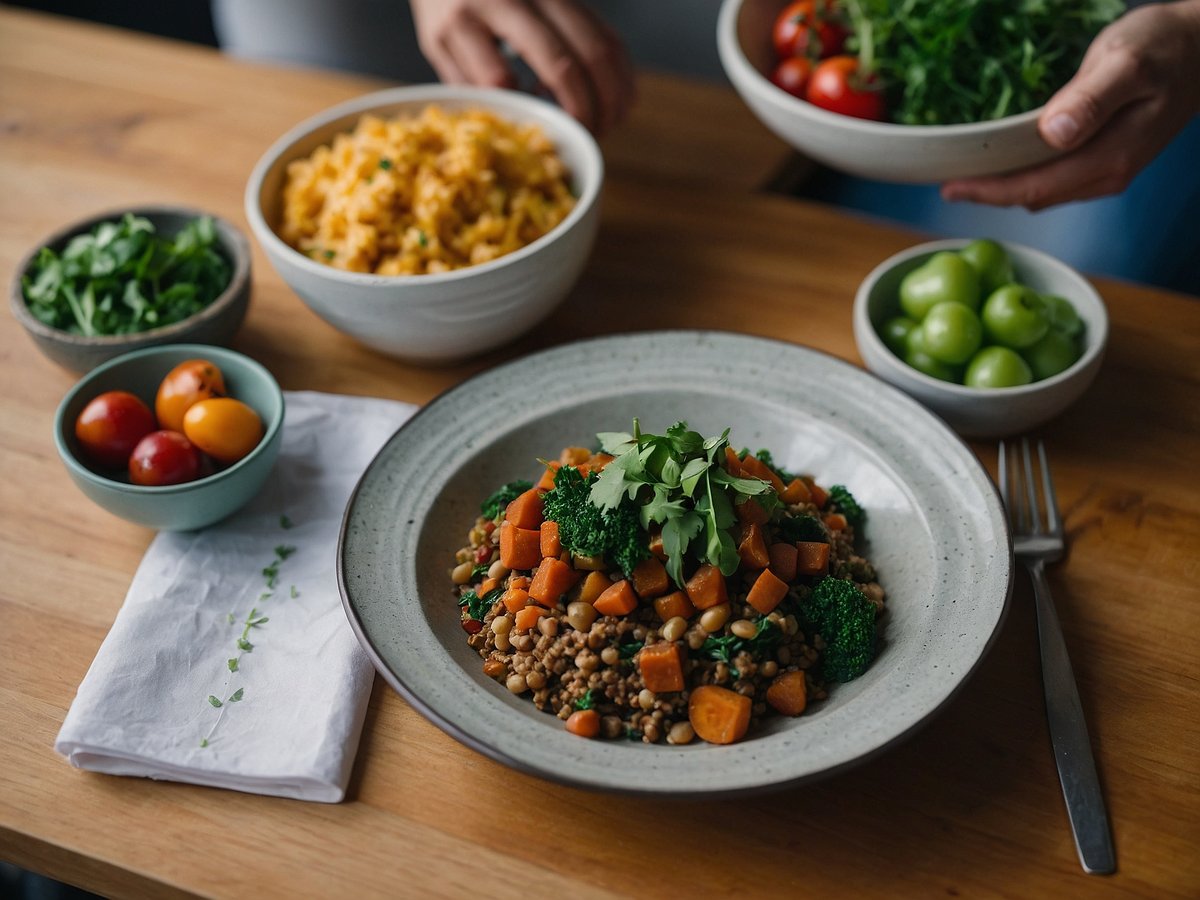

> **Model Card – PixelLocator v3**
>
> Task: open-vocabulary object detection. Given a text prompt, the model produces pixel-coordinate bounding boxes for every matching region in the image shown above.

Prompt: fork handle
[1028,560,1116,874]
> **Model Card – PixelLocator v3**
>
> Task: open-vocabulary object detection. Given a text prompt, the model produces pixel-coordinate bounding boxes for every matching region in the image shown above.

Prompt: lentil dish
[280,106,576,275]
[450,422,885,745]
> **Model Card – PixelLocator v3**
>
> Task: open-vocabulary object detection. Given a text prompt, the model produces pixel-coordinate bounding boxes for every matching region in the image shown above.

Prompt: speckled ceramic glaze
[339,331,1012,795]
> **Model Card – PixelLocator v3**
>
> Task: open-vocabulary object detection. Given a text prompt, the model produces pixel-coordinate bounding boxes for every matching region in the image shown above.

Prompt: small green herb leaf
[228,688,244,702]
[208,695,223,708]
[227,658,238,672]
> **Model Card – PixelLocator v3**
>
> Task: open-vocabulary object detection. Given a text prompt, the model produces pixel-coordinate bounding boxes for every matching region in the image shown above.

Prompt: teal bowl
[54,344,285,531]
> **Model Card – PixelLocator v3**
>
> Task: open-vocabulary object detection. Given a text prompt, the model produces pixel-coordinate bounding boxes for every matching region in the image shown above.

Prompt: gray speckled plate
[338,331,1012,796]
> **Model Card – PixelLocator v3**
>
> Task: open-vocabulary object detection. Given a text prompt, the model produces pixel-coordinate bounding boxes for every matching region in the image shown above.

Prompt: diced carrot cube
[502,588,530,614]
[577,571,612,605]
[780,478,812,505]
[796,541,831,576]
[804,478,829,509]
[766,670,807,716]
[767,542,798,583]
[734,498,771,525]
[509,575,531,591]
[505,489,545,530]
[737,523,770,570]
[639,642,685,693]
[587,452,615,471]
[747,568,789,615]
[528,557,575,608]
[479,577,499,596]
[593,580,639,616]
[540,520,561,558]
[823,513,848,532]
[723,445,745,476]
[739,454,786,493]
[685,564,728,610]
[559,446,591,466]
[514,605,548,632]
[654,590,696,622]
[499,522,541,571]
[631,557,670,598]
[647,529,667,561]
[536,461,561,492]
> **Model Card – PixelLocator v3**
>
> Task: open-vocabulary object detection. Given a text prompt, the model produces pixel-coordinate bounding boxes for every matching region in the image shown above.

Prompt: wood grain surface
[1,9,1198,899]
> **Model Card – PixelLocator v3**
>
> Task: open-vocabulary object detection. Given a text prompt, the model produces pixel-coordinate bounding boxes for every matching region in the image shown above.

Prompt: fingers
[443,15,517,89]
[941,99,1170,210]
[532,0,635,134]
[480,1,598,131]
[1037,27,1156,151]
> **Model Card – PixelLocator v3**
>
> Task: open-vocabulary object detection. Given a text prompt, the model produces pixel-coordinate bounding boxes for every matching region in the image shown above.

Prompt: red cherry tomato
[772,1,847,61]
[128,430,204,486]
[74,390,157,469]
[771,57,813,98]
[806,55,886,120]
[156,359,226,434]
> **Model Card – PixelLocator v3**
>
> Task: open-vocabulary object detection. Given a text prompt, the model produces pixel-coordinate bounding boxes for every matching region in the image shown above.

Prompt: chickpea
[730,619,757,639]
[488,560,510,581]
[451,561,474,585]
[686,627,707,650]
[525,671,547,690]
[537,616,559,638]
[602,715,624,739]
[667,721,695,745]
[661,616,687,643]
[506,674,527,694]
[760,660,779,679]
[637,689,655,710]
[565,601,598,632]
[490,615,512,636]
[600,647,620,666]
[699,603,731,633]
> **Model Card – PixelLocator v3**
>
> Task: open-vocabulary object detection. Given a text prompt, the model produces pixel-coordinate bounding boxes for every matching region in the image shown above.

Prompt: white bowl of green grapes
[853,238,1108,439]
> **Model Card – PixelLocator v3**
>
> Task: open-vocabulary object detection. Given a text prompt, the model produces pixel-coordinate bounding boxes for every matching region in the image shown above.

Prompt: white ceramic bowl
[245,85,603,364]
[717,0,1061,182]
[854,239,1108,439]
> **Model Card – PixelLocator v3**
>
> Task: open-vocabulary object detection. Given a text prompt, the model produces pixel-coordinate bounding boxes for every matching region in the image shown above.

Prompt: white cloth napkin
[55,390,415,802]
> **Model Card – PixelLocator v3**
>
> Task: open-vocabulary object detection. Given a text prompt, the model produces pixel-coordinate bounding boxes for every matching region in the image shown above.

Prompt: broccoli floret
[481,479,533,520]
[803,576,877,683]
[775,513,828,544]
[542,466,648,577]
[827,484,866,532]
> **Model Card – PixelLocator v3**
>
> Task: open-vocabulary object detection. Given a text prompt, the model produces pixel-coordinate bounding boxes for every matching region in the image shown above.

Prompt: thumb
[1039,40,1150,150]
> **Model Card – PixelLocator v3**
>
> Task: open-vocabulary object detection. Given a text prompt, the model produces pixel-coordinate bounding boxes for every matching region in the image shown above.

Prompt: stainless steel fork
[1000,438,1115,875]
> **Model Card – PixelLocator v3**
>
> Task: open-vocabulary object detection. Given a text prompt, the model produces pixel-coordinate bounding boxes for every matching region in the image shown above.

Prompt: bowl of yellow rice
[245,85,603,363]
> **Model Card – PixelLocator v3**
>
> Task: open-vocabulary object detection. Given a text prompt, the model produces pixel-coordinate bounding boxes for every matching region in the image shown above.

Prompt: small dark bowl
[10,206,251,373]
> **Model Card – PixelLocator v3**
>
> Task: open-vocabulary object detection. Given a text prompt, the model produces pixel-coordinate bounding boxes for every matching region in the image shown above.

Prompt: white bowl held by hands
[717,0,1063,183]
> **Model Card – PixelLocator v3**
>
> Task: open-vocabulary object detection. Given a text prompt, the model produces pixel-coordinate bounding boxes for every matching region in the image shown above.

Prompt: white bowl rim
[853,238,1109,397]
[717,0,1046,136]
[53,343,286,495]
[244,84,604,289]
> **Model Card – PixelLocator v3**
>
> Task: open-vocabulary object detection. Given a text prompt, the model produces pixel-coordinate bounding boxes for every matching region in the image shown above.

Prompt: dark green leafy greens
[542,466,647,577]
[845,0,1124,124]
[828,484,866,531]
[21,213,231,336]
[459,587,502,622]
[480,479,533,520]
[698,617,781,665]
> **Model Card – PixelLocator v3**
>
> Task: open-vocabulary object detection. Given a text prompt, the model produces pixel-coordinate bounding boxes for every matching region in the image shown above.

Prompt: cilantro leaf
[662,510,704,589]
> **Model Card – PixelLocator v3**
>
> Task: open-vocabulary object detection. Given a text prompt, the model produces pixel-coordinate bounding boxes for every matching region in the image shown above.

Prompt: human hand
[941,0,1200,210]
[409,0,635,135]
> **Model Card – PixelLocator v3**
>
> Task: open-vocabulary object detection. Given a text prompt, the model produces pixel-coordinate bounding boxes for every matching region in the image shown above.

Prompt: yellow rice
[280,106,577,275]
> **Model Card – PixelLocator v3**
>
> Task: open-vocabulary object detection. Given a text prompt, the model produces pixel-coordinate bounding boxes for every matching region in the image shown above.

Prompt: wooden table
[2,9,1197,898]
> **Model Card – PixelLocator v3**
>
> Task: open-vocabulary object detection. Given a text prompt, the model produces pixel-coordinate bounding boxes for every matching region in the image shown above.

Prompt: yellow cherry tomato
[156,359,226,433]
[182,397,263,464]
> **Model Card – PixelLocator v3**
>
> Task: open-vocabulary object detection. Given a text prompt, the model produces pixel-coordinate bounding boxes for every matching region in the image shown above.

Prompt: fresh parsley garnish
[459,587,503,622]
[617,639,644,660]
[588,420,779,587]
[698,617,781,665]
[575,689,597,711]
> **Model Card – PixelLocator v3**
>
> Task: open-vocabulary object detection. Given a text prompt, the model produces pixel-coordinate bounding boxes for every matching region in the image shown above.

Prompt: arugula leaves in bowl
[22,212,231,337]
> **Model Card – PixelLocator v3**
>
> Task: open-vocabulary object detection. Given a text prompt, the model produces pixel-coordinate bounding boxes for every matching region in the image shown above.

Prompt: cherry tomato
[771,57,813,99]
[772,1,847,60]
[74,390,156,469]
[128,430,204,486]
[806,56,886,121]
[182,397,263,464]
[156,359,226,433]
